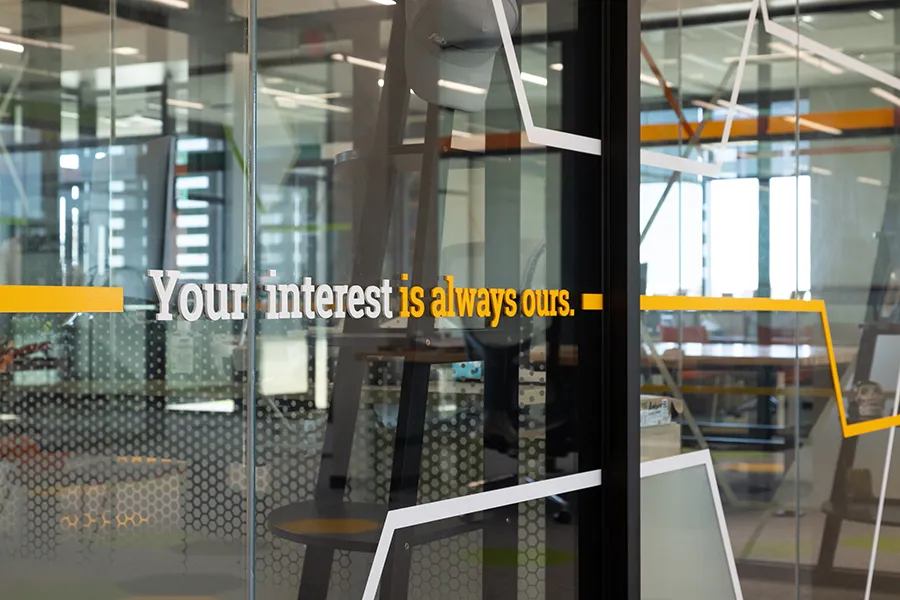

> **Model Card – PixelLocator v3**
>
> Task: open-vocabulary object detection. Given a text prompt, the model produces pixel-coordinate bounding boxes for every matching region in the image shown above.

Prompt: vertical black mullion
[483,20,522,600]
[554,7,580,599]
[187,0,228,141]
[22,0,62,284]
[77,82,98,140]
[161,73,175,136]
[756,22,772,303]
[20,0,63,560]
[755,23,774,444]
[594,1,642,600]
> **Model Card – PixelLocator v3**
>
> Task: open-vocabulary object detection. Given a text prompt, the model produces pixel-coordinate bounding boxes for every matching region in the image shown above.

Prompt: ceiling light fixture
[769,41,843,75]
[869,10,885,21]
[716,99,758,116]
[0,40,24,53]
[857,176,882,187]
[167,98,204,110]
[640,73,674,88]
[261,87,351,113]
[437,79,487,95]
[346,55,386,71]
[520,72,547,86]
[870,86,900,108]
[549,63,563,71]
[723,52,790,64]
[691,99,720,112]
[782,114,842,136]
[332,53,386,72]
[147,0,189,9]
[113,46,140,56]
[0,32,72,51]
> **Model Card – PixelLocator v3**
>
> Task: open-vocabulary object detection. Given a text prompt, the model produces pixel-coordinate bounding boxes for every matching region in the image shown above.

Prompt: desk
[530,342,857,369]
[531,341,857,458]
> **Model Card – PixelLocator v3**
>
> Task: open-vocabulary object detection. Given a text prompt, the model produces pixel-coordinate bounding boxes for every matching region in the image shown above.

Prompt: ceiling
[0,0,893,147]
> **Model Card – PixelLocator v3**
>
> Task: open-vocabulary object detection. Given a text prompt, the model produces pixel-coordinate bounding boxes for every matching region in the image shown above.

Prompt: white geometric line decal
[491,0,600,157]
[488,0,756,177]
[759,0,900,93]
[492,0,900,177]
[360,449,743,600]
[864,363,900,600]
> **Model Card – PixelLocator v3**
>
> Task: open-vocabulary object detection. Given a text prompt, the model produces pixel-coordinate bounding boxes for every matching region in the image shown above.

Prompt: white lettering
[315,285,333,319]
[230,283,247,319]
[278,284,302,319]
[148,269,181,321]
[179,283,203,322]
[380,279,394,318]
[202,283,231,321]
[364,285,381,318]
[301,277,315,319]
[347,285,365,319]
[332,285,348,318]
[264,281,279,320]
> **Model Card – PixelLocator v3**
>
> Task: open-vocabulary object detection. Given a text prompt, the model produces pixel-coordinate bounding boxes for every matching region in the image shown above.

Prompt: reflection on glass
[641,3,900,600]
[642,462,739,600]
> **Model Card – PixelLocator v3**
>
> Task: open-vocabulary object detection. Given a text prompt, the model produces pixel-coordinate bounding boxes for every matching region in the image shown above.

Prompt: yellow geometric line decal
[582,294,896,438]
[0,285,123,313]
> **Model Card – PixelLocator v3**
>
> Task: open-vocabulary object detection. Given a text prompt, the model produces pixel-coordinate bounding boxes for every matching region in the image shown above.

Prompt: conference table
[529,341,857,370]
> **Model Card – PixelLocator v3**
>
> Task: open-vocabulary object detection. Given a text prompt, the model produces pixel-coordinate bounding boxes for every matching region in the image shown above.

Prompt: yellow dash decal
[0,285,124,313]
[581,293,603,311]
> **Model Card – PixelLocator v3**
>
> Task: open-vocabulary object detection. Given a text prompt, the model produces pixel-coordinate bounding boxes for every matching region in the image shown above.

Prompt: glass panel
[250,0,601,598]
[639,0,900,598]
[0,0,252,598]
[799,5,900,599]
[642,457,739,600]
[639,0,832,599]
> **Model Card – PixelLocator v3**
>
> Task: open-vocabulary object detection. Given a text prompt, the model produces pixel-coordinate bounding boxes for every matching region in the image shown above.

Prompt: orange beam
[440,107,898,151]
[637,108,895,144]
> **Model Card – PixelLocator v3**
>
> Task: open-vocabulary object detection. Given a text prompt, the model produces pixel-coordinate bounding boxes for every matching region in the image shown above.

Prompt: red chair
[657,325,725,418]
[657,325,709,381]
[757,325,814,346]
[757,325,816,386]
[658,325,709,343]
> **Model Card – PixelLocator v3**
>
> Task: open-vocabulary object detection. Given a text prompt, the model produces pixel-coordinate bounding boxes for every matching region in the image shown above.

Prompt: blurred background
[0,0,899,598]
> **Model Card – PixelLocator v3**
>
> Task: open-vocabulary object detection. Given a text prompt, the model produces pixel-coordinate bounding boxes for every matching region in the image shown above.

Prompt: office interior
[0,0,899,598]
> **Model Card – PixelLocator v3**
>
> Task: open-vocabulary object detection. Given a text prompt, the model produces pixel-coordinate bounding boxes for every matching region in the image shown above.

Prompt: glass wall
[641,1,900,599]
[11,0,900,598]
[0,0,254,598]
[0,0,628,599]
